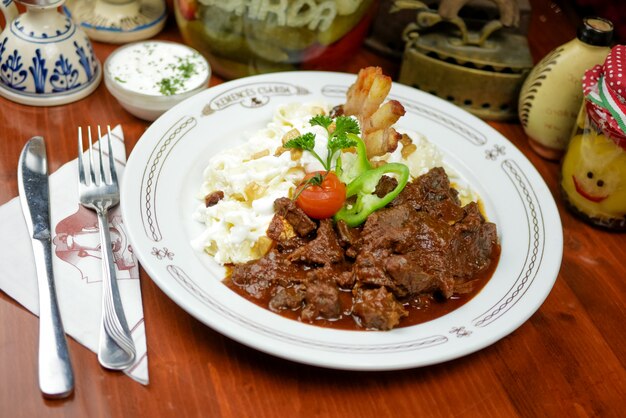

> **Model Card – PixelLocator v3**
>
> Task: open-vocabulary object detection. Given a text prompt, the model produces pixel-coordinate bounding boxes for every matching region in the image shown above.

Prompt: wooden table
[1,2,625,417]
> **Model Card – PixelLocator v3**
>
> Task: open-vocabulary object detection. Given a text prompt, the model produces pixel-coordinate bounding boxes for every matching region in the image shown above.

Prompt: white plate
[121,71,563,370]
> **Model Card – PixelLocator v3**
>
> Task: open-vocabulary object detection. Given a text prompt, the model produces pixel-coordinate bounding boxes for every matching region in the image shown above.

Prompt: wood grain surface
[1,1,624,417]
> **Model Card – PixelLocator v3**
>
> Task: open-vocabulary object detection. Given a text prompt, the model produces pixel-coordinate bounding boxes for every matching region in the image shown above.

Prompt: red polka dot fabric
[604,45,626,99]
[582,45,626,149]
[582,65,602,96]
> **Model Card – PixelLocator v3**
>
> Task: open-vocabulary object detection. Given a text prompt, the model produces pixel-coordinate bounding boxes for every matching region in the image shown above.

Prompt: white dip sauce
[107,41,209,96]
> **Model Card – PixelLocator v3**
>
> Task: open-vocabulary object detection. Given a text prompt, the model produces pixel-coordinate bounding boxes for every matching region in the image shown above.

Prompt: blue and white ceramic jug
[0,0,101,106]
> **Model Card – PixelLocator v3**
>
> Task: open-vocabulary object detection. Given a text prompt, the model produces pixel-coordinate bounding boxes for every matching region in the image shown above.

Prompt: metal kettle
[397,0,533,121]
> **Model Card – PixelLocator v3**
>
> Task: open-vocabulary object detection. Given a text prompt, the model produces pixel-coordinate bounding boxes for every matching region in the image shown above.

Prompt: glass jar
[173,0,376,80]
[560,100,626,231]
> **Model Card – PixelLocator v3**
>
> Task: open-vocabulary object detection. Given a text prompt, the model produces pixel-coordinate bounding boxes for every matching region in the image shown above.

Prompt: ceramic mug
[0,0,101,106]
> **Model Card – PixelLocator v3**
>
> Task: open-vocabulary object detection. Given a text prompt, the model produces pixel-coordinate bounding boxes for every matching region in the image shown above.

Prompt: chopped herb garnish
[157,77,181,96]
[178,61,197,78]
[154,56,200,96]
[114,76,126,83]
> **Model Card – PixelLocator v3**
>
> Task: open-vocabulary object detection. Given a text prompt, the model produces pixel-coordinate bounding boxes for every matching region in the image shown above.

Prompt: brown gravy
[223,244,500,330]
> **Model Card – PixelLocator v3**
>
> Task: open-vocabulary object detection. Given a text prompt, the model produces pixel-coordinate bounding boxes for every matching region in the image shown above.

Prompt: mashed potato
[192,101,473,265]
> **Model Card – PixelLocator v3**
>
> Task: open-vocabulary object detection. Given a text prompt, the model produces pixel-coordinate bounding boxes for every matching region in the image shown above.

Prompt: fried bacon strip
[343,67,406,158]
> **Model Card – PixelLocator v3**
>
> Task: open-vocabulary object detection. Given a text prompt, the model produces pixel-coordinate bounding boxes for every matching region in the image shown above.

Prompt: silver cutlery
[18,136,74,398]
[77,126,136,370]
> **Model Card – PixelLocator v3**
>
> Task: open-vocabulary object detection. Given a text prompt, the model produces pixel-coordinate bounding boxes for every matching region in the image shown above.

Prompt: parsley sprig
[284,115,360,171]
[285,115,359,200]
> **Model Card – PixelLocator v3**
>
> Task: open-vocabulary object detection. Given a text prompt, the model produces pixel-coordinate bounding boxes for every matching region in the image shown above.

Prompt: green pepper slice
[336,133,371,184]
[334,162,410,227]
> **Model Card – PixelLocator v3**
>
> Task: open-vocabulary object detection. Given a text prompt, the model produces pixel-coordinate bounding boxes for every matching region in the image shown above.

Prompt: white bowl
[104,41,210,121]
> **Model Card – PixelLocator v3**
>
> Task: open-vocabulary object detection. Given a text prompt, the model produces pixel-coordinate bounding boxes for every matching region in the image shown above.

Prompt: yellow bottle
[518,17,613,160]
[560,42,626,231]
[561,123,626,230]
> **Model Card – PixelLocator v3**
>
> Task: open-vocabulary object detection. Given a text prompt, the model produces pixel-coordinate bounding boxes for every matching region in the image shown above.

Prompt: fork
[78,126,136,370]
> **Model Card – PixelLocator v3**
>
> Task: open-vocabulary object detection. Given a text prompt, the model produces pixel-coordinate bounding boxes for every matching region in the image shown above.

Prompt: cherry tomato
[295,171,346,219]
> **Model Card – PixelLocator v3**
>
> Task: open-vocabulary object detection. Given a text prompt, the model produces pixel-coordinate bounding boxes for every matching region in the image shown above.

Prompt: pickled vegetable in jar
[173,0,376,80]
[561,45,626,231]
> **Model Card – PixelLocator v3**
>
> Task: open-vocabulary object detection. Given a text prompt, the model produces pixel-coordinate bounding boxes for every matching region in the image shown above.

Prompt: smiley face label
[561,131,626,227]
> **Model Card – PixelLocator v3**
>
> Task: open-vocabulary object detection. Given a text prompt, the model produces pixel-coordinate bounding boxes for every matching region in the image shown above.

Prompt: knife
[18,137,74,399]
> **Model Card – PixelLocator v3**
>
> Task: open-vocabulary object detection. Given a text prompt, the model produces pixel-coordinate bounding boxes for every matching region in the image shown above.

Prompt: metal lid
[412,31,533,73]
[577,17,614,47]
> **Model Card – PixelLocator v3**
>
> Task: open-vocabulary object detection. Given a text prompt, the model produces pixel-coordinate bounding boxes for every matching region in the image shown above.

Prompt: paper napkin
[0,126,148,384]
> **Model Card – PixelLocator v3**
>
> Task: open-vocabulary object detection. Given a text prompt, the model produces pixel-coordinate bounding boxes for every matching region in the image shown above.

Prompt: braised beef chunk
[329,104,345,118]
[356,205,458,298]
[227,168,499,330]
[334,270,356,289]
[267,215,292,242]
[230,251,303,300]
[450,202,498,279]
[275,236,308,253]
[359,205,453,255]
[274,197,317,237]
[384,253,440,295]
[353,249,401,294]
[384,252,455,298]
[335,220,360,249]
[374,175,398,198]
[336,219,361,259]
[266,214,307,253]
[269,285,305,312]
[306,265,354,289]
[289,219,344,266]
[391,167,464,223]
[359,204,418,253]
[353,287,407,330]
[301,277,342,321]
[204,190,224,207]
